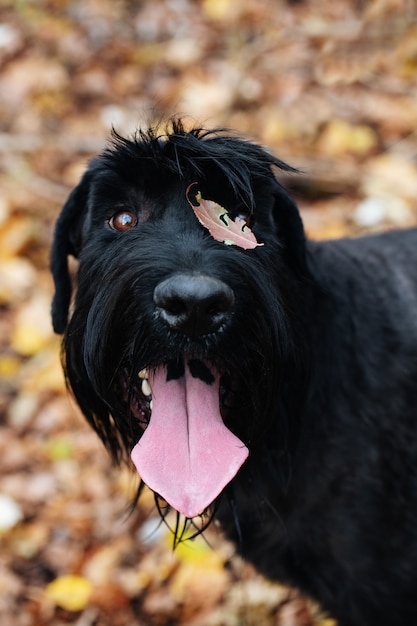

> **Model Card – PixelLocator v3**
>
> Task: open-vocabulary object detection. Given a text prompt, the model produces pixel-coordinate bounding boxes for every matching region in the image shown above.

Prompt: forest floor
[1,1,417,624]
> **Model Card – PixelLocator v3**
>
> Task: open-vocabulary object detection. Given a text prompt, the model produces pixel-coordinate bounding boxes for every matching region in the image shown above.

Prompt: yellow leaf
[0,355,21,378]
[11,321,49,356]
[23,347,66,394]
[46,438,73,461]
[11,294,53,356]
[170,532,224,569]
[318,120,378,156]
[202,0,239,21]
[0,214,37,259]
[45,575,93,612]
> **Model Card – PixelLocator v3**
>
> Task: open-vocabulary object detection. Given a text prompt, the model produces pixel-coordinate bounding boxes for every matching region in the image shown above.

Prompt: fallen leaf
[362,154,417,202]
[0,258,37,305]
[45,438,74,462]
[0,494,23,531]
[0,355,21,379]
[317,120,378,156]
[45,575,93,612]
[82,539,131,586]
[0,55,69,105]
[89,583,130,611]
[202,0,241,21]
[171,560,228,609]
[172,532,224,568]
[21,346,66,394]
[11,293,54,356]
[0,214,36,258]
[10,522,49,559]
[354,196,412,228]
[186,184,263,249]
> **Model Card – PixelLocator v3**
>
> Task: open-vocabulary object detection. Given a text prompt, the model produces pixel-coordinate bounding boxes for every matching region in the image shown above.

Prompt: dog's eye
[109,211,137,232]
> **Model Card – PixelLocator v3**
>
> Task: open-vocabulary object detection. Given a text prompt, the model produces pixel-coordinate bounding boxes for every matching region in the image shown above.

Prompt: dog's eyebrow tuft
[103,118,297,211]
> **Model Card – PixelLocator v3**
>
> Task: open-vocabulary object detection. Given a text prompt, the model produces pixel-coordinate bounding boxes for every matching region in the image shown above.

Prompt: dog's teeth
[138,369,148,379]
[141,379,152,397]
[149,400,153,411]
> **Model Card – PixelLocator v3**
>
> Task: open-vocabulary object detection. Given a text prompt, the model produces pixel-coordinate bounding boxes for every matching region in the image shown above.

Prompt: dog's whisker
[227,491,243,550]
[125,479,147,519]
[178,515,190,547]
[172,510,182,549]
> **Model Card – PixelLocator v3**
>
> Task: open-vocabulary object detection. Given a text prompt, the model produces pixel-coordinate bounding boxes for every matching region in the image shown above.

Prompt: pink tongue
[131,364,248,518]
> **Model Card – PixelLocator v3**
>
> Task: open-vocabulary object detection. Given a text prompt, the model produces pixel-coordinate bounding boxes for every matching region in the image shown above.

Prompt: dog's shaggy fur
[51,120,417,626]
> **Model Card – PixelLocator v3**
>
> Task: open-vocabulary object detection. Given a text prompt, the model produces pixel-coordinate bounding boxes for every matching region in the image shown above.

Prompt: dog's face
[51,121,309,520]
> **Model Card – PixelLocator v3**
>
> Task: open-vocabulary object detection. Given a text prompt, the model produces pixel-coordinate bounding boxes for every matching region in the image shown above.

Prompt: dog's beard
[129,359,248,518]
[64,252,303,527]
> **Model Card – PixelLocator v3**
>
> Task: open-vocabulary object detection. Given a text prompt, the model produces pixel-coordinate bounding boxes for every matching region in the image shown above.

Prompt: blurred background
[0,1,416,624]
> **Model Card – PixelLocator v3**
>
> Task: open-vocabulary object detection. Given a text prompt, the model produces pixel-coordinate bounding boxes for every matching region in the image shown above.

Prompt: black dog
[51,120,417,626]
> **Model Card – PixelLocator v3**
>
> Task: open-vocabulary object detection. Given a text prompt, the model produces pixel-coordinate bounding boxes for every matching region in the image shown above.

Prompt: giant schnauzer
[51,120,417,626]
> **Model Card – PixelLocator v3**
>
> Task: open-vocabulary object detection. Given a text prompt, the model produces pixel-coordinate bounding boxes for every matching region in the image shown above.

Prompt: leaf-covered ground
[1,1,416,624]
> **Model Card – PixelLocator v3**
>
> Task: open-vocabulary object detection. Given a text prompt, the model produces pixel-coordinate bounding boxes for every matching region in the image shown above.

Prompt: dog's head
[51,120,309,520]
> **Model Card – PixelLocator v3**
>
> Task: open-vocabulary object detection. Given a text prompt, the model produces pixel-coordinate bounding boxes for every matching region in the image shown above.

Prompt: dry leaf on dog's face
[186,183,263,249]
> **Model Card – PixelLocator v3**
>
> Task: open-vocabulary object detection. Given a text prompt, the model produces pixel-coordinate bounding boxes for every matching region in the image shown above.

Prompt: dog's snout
[153,274,234,337]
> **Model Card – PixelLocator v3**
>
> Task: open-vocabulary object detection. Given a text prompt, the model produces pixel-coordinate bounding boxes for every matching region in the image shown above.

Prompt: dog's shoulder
[309,225,417,254]
[307,227,417,282]
[305,226,417,346]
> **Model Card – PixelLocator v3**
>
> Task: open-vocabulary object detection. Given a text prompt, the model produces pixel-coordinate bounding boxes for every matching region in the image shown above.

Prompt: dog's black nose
[154,274,234,337]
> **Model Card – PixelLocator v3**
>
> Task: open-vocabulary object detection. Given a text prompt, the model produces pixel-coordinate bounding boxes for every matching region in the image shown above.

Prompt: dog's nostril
[163,298,187,316]
[206,297,231,318]
[154,274,234,337]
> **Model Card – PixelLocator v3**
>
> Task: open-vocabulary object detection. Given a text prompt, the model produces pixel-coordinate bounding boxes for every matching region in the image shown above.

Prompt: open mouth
[127,358,249,519]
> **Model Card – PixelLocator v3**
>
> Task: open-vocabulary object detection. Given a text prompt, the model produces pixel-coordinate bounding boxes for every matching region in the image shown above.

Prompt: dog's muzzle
[153,273,234,338]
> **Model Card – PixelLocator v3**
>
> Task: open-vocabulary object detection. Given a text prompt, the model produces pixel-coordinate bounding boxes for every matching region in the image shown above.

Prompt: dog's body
[51,121,417,626]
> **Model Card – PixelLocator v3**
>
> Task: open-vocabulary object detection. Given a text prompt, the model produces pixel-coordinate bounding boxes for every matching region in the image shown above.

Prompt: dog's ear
[272,183,307,275]
[51,170,92,334]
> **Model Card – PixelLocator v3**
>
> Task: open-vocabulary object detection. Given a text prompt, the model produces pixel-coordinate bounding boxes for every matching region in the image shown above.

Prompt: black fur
[51,119,417,626]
